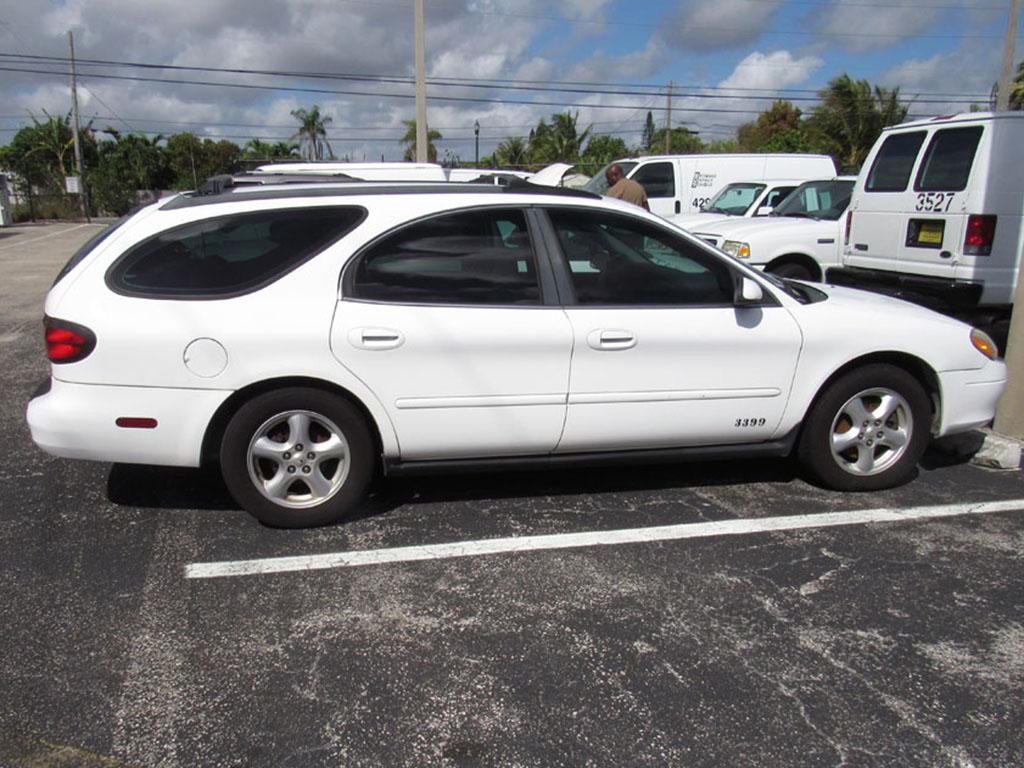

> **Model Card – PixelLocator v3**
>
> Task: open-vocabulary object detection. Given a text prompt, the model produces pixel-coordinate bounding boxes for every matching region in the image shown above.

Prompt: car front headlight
[722,240,751,259]
[970,328,998,360]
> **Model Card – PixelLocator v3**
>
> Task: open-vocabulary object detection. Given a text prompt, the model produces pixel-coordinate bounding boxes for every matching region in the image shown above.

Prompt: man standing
[604,163,649,211]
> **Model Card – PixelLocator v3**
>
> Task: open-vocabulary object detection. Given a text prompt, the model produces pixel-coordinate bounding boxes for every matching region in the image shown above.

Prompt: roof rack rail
[198,172,356,195]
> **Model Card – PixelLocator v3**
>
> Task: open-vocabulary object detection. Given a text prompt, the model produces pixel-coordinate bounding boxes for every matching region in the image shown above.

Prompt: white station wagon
[27,176,1007,527]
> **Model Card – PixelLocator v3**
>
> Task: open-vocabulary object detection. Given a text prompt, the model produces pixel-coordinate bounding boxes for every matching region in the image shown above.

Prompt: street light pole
[67,31,90,222]
[474,120,480,165]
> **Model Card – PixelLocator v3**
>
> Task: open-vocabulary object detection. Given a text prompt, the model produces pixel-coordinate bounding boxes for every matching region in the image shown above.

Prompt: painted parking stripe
[0,223,93,252]
[185,498,1024,579]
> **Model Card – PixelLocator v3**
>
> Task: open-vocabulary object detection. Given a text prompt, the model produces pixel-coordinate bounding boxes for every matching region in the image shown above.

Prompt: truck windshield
[704,183,766,215]
[771,179,854,221]
[583,161,639,195]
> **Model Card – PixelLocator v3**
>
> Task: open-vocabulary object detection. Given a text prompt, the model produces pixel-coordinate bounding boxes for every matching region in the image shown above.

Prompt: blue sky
[0,0,1021,160]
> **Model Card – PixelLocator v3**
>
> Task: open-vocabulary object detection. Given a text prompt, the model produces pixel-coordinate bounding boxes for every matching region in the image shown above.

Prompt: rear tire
[798,364,931,491]
[220,387,374,527]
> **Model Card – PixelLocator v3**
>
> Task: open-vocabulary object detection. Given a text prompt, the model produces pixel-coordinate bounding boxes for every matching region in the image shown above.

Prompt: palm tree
[528,112,591,164]
[493,136,529,168]
[400,119,442,162]
[809,75,908,172]
[290,106,333,161]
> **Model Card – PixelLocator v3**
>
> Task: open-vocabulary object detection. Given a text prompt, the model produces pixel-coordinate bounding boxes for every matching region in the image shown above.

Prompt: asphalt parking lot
[1,222,1023,767]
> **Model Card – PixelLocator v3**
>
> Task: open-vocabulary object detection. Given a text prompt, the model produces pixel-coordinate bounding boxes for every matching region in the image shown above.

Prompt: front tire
[768,261,816,282]
[220,387,374,527]
[798,364,931,491]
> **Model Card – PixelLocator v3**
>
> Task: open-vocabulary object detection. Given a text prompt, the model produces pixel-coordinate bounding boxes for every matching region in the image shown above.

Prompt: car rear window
[914,126,983,192]
[865,131,926,192]
[108,207,364,298]
[350,208,540,305]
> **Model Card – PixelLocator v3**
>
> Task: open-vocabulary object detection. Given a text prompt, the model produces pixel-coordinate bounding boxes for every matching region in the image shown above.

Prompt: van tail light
[844,210,853,247]
[44,316,96,363]
[964,215,996,256]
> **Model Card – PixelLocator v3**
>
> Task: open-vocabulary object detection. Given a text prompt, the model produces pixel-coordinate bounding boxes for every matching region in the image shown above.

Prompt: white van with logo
[831,112,1024,320]
[584,154,837,218]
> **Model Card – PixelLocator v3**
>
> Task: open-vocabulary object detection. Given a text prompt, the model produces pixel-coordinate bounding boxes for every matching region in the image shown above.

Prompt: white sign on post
[65,176,80,194]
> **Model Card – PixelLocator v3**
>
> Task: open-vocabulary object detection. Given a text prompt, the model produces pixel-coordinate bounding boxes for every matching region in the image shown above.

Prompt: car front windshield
[771,180,854,221]
[704,183,767,215]
[582,161,639,195]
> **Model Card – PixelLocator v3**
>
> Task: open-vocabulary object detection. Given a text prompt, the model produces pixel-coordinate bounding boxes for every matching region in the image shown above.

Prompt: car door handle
[587,329,636,350]
[348,327,404,350]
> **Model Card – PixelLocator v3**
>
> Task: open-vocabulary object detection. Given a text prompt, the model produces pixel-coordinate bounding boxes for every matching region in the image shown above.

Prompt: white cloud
[658,0,786,51]
[717,50,824,91]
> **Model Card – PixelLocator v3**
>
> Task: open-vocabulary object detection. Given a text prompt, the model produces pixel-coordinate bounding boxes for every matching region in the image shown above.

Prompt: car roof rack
[164,174,600,210]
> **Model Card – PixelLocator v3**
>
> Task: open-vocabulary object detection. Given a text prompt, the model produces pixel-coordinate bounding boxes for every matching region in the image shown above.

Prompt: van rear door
[848,123,986,281]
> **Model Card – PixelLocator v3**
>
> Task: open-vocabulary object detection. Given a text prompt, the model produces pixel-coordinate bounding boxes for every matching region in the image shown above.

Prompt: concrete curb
[932,428,1023,471]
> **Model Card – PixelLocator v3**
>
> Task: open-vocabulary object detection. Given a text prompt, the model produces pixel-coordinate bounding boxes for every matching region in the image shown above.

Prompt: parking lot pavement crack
[111,519,198,767]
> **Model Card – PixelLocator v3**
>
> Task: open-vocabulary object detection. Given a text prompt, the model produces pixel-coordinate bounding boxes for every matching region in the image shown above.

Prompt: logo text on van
[691,172,717,189]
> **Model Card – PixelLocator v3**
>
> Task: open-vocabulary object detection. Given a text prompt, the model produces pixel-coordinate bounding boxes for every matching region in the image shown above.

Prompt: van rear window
[914,126,983,192]
[865,131,926,192]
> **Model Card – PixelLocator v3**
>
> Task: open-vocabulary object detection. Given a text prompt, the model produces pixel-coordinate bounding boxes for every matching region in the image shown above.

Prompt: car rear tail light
[844,210,853,247]
[44,317,96,364]
[964,215,996,256]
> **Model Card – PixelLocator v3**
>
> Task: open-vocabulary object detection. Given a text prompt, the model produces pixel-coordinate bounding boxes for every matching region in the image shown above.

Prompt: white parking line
[0,223,94,252]
[185,498,1024,579]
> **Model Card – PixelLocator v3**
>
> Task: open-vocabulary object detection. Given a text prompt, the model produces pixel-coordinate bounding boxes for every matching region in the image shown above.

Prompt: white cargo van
[584,154,837,218]
[831,112,1024,318]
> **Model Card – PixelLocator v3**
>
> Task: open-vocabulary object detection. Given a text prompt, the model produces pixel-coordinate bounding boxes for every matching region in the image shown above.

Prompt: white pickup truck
[687,178,856,282]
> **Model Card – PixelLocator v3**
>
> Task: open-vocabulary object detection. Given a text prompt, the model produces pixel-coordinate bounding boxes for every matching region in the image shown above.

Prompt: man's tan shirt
[607,178,649,209]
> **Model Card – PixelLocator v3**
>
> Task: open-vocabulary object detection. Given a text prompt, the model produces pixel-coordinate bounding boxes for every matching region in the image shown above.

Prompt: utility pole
[67,30,89,222]
[994,0,1024,438]
[414,0,428,163]
[995,0,1021,111]
[474,120,480,165]
[665,80,673,154]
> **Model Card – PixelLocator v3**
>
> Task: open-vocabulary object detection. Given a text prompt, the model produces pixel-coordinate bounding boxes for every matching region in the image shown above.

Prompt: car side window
[914,126,983,192]
[108,207,364,297]
[631,162,675,198]
[351,208,540,305]
[762,186,796,210]
[865,131,926,192]
[547,208,735,306]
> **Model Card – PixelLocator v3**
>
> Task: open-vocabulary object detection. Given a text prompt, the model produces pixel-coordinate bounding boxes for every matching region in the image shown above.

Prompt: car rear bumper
[27,377,232,467]
[827,266,984,309]
[936,365,1007,437]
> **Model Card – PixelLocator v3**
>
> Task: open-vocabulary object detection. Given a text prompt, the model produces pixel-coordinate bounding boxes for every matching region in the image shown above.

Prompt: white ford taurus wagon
[27,175,1007,527]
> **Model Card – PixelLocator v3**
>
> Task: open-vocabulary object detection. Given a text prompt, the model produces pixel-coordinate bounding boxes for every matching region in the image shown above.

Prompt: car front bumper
[27,377,232,467]
[936,363,1008,437]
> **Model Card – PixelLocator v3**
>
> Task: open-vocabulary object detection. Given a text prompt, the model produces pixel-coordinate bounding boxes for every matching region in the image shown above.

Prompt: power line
[0,53,996,101]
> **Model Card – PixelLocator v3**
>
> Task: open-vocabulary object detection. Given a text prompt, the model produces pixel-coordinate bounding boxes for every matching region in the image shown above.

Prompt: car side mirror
[735,276,764,305]
[755,206,772,216]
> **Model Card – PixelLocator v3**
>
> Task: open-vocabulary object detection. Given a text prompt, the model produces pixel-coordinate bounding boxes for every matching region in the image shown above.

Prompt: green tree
[641,111,657,153]
[244,138,301,159]
[493,136,529,167]
[1011,59,1024,110]
[808,75,908,172]
[400,119,442,162]
[580,134,629,169]
[88,131,170,215]
[528,112,591,164]
[736,100,812,152]
[290,105,334,161]
[164,133,242,189]
[647,126,703,154]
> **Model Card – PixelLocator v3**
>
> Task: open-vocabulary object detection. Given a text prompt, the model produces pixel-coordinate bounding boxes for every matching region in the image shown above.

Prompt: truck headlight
[723,240,751,259]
